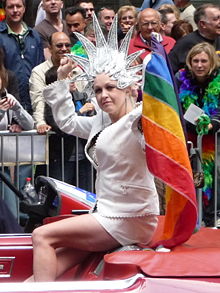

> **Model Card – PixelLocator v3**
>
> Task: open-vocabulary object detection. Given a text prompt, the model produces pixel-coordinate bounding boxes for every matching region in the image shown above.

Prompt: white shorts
[92,213,158,246]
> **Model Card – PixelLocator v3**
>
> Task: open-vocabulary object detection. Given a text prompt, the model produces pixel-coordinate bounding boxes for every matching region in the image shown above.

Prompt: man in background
[75,0,94,24]
[65,6,86,45]
[0,0,44,113]
[173,0,197,30]
[34,0,68,59]
[30,31,85,134]
[98,6,115,33]
[129,8,175,61]
[169,3,220,73]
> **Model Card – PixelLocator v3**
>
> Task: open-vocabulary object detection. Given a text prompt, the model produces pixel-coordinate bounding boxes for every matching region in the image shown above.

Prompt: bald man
[128,8,175,61]
[29,32,85,134]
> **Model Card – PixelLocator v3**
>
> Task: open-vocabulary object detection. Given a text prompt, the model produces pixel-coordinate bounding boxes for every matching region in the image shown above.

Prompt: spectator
[159,7,177,36]
[75,0,94,24]
[0,50,34,219]
[173,0,197,31]
[117,5,138,42]
[177,42,220,226]
[84,22,95,45]
[0,0,44,113]
[34,0,68,59]
[138,0,174,10]
[29,32,85,134]
[64,6,86,45]
[168,4,220,73]
[98,6,115,33]
[158,3,180,20]
[171,19,193,41]
[44,66,95,190]
[128,8,176,61]
[34,1,62,26]
[0,48,20,100]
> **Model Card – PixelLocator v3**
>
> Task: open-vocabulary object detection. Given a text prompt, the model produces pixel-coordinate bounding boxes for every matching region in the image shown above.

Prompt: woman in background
[177,42,220,226]
[117,5,138,42]
[171,19,193,41]
[0,48,34,219]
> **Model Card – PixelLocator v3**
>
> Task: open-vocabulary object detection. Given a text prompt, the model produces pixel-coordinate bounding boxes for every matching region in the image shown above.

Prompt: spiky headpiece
[66,14,144,91]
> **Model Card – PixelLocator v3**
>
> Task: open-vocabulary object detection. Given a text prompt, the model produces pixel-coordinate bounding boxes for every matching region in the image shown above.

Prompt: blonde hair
[186,42,220,76]
[158,4,180,20]
[117,5,138,22]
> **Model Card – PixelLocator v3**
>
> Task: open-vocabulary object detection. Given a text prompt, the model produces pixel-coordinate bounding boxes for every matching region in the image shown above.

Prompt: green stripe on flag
[143,72,179,115]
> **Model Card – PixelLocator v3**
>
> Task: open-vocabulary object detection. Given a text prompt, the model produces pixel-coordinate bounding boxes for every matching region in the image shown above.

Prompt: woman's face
[94,73,129,121]
[190,52,211,81]
[120,10,136,32]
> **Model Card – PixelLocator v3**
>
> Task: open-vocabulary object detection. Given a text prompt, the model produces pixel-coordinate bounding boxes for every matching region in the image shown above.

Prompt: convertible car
[0,176,220,293]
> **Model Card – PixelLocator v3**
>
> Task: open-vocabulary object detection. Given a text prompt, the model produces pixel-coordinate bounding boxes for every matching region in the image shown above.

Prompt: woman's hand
[57,57,77,80]
[79,102,95,114]
[208,123,213,130]
[9,124,22,133]
[0,95,17,111]
[120,23,132,33]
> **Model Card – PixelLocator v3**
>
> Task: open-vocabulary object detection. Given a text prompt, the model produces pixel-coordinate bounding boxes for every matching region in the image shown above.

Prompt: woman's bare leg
[32,214,120,282]
[24,248,90,282]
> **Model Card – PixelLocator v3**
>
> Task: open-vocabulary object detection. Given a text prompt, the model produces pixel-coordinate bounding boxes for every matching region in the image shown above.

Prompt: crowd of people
[0,0,219,280]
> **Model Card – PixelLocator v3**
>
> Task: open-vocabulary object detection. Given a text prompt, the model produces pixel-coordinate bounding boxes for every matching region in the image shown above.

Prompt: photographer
[0,52,34,219]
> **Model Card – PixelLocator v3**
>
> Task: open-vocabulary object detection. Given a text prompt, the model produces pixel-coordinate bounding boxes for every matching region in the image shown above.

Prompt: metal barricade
[0,130,95,222]
[52,133,95,192]
[0,130,49,220]
[189,133,220,228]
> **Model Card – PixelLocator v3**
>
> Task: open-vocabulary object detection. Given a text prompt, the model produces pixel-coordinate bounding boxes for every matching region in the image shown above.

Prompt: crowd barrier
[0,130,95,221]
[188,131,220,228]
[0,130,219,227]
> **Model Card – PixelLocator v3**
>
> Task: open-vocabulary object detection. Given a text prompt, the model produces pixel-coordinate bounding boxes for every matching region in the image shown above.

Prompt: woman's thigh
[33,214,120,252]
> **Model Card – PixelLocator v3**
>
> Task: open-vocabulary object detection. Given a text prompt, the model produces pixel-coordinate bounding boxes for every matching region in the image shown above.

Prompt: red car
[0,176,220,292]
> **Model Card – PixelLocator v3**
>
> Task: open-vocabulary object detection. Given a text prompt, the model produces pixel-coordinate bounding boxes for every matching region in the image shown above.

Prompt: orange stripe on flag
[143,93,185,142]
[142,118,192,172]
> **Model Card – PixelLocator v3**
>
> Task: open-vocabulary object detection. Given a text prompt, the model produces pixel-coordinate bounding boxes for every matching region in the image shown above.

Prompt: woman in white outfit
[31,14,159,282]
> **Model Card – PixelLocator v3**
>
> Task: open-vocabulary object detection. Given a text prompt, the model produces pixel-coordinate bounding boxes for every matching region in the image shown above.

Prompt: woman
[0,48,34,220]
[31,15,159,282]
[117,5,138,42]
[171,20,193,41]
[0,48,20,100]
[178,42,220,226]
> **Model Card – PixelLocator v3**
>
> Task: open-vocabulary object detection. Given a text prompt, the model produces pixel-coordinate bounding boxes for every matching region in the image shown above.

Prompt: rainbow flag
[142,39,198,248]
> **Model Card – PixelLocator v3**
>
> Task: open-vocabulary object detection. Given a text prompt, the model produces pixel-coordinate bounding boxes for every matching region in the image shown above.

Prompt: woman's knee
[32,225,51,248]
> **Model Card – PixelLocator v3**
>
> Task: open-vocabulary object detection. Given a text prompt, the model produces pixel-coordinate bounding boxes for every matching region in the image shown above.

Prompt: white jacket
[44,80,159,218]
[0,93,34,130]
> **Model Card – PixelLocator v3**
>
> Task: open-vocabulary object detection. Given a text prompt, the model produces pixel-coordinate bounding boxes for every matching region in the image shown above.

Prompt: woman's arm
[9,94,34,130]
[43,80,94,139]
[43,57,94,139]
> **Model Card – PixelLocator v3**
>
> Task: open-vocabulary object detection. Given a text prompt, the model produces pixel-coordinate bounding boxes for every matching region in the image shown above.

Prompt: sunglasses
[55,43,72,49]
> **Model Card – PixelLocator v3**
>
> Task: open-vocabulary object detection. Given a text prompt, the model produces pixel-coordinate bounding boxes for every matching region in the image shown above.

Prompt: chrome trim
[0,246,32,250]
[0,257,15,278]
[0,234,31,236]
[0,274,144,291]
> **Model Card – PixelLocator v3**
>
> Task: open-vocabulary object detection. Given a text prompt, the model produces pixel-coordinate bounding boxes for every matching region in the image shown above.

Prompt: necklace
[179,69,220,116]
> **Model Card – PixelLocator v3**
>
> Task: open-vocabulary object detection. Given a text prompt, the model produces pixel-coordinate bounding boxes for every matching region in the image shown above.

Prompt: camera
[0,90,7,100]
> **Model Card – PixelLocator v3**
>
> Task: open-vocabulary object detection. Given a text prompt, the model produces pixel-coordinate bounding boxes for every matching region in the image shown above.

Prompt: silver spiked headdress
[66,14,144,92]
